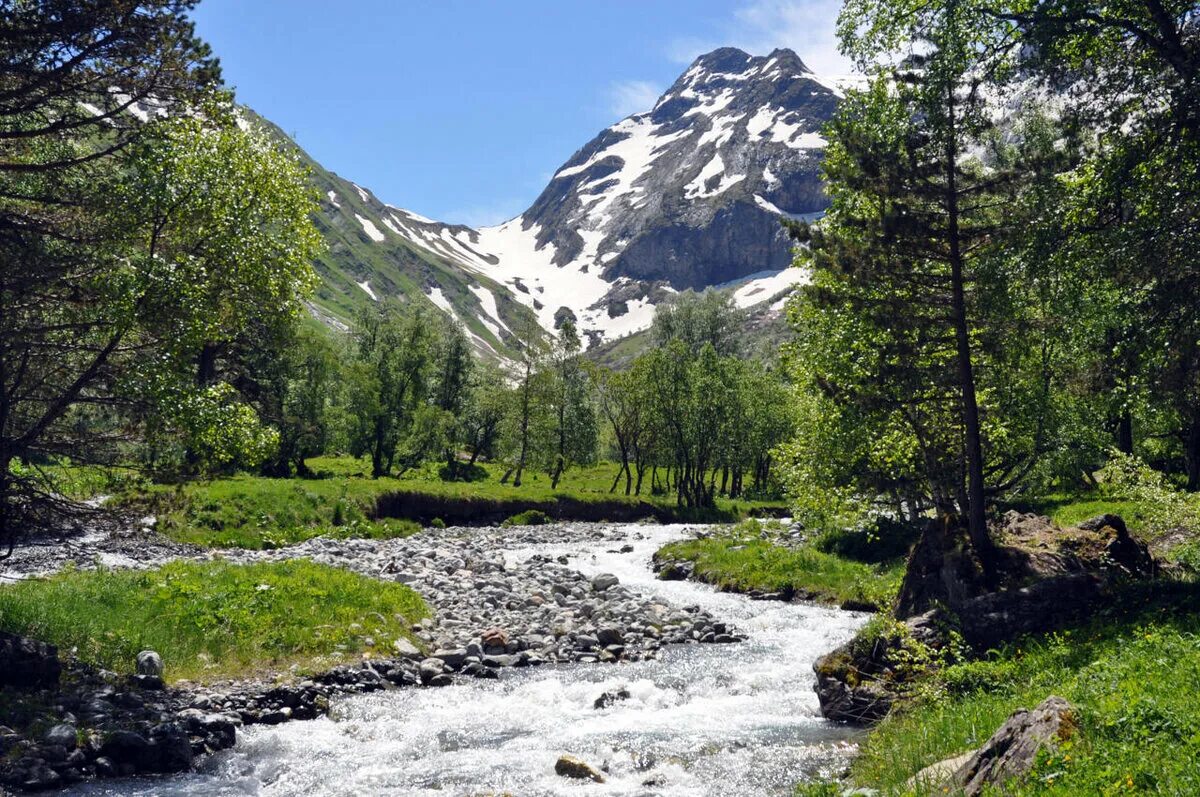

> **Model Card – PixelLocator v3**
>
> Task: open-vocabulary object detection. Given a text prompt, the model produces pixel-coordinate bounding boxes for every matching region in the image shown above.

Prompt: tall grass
[0,559,428,682]
[657,521,904,609]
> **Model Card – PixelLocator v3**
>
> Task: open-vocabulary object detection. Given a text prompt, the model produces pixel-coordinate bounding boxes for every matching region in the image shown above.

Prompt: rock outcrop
[953,696,1077,794]
[911,696,1077,795]
[814,513,1160,724]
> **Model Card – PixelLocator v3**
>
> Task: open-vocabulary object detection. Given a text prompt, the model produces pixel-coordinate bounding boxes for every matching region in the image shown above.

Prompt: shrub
[815,516,922,564]
[501,509,551,527]
[1099,450,1200,538]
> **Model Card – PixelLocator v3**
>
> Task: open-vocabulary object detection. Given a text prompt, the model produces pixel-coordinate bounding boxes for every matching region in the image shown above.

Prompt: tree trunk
[196,342,220,386]
[1116,409,1134,455]
[0,456,13,559]
[514,362,532,487]
[294,456,314,479]
[371,420,386,479]
[944,91,993,573]
[1185,414,1200,491]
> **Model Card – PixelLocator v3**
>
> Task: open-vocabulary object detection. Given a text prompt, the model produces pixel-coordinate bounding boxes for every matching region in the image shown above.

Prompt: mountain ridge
[271,46,839,356]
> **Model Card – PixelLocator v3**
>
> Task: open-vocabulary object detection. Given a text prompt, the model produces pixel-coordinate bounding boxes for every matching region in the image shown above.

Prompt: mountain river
[67,524,867,796]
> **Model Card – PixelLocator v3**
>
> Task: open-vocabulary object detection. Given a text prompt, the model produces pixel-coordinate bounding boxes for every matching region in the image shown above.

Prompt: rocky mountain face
[280,46,840,355]
[525,47,835,291]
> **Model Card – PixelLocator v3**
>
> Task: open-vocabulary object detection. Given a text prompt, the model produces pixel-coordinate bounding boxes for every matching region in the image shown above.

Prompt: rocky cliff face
[523,47,835,292]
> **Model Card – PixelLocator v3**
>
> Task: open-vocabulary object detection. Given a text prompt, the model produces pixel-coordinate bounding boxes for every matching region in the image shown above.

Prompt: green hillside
[245,109,536,360]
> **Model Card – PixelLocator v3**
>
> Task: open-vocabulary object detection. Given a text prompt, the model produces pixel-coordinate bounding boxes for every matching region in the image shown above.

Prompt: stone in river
[591,573,620,592]
[555,753,606,782]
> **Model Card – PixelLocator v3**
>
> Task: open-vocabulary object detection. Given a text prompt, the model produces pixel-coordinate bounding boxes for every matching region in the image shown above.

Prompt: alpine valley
[275,46,843,359]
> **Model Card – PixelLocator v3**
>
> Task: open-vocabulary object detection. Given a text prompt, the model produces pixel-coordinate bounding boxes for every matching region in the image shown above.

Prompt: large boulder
[0,632,60,688]
[952,696,1077,794]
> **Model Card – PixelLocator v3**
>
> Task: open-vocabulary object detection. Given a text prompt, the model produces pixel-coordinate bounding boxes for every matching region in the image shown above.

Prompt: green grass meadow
[657,520,905,609]
[0,559,428,683]
[115,456,784,549]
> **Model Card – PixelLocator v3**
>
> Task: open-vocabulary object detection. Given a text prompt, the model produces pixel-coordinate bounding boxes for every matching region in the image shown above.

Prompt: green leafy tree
[788,0,1036,568]
[0,1,216,550]
[652,290,743,357]
[593,363,653,495]
[460,363,509,467]
[542,321,598,489]
[347,304,436,478]
[505,316,549,487]
[246,322,339,478]
[431,321,474,478]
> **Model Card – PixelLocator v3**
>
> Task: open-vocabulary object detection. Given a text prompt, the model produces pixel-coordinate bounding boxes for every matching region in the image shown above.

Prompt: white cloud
[607,79,663,118]
[668,0,852,77]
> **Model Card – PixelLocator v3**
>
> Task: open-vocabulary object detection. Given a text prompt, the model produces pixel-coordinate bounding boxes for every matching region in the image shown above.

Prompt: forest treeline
[178,291,793,509]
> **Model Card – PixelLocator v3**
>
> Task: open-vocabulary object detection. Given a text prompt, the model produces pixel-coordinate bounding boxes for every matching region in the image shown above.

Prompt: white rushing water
[70,524,867,796]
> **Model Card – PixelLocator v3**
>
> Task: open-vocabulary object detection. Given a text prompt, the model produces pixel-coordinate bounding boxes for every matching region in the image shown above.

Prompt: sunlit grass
[0,559,428,683]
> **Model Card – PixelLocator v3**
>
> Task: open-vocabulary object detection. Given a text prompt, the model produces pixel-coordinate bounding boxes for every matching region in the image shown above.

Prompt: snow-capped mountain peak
[298,47,840,353]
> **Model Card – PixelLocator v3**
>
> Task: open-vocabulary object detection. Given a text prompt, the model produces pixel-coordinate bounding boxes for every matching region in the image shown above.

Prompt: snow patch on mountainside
[426,287,456,318]
[467,284,509,341]
[355,214,386,243]
[470,220,613,332]
[730,268,808,309]
[685,154,746,199]
[357,280,378,301]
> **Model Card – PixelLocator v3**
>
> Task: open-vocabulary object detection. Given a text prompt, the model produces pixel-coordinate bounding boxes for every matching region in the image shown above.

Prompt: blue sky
[191,0,845,227]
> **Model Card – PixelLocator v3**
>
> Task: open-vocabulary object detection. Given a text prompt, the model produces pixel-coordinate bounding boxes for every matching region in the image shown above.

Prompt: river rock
[432,648,469,670]
[591,573,620,592]
[480,627,509,653]
[136,650,164,678]
[147,722,194,773]
[555,753,606,782]
[99,729,151,766]
[43,724,77,751]
[593,688,631,709]
[0,632,60,688]
[391,637,421,658]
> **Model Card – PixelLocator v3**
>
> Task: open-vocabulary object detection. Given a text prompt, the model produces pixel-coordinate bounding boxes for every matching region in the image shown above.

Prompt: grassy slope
[245,109,534,361]
[837,581,1200,795]
[125,456,785,549]
[0,559,428,683]
[657,521,904,609]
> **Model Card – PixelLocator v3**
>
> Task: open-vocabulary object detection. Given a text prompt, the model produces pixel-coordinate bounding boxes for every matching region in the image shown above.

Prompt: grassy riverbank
[0,560,428,683]
[112,456,785,549]
[801,580,1200,796]
[656,520,906,610]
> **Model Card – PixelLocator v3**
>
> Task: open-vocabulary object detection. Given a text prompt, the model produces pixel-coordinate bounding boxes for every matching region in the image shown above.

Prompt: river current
[69,524,867,796]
